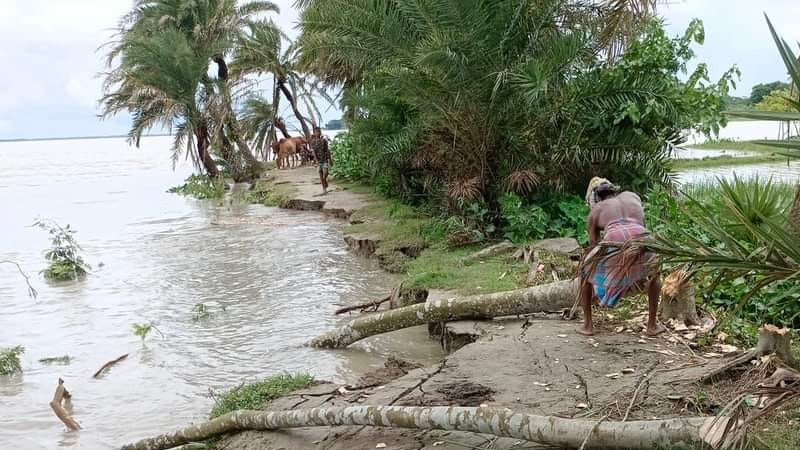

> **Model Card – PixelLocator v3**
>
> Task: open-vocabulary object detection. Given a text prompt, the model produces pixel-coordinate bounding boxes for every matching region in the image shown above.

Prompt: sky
[0,0,799,140]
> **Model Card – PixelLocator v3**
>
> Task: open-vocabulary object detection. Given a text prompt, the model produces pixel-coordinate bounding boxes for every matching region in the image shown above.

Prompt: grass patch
[405,247,526,295]
[210,373,314,418]
[247,178,297,208]
[671,154,780,171]
[691,139,784,153]
[0,346,24,375]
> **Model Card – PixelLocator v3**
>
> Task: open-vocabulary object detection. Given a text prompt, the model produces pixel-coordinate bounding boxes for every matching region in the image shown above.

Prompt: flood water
[678,120,800,183]
[0,136,444,449]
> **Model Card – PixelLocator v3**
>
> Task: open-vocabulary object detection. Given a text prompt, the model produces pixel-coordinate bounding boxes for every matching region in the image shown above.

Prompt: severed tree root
[50,378,81,431]
[700,325,798,384]
[121,405,730,450]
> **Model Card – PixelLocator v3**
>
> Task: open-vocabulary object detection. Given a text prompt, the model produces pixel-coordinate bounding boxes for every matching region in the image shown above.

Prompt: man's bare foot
[646,322,667,337]
[576,324,595,336]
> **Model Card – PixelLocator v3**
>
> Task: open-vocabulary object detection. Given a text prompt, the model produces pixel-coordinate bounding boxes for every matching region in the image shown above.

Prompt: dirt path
[270,166,372,219]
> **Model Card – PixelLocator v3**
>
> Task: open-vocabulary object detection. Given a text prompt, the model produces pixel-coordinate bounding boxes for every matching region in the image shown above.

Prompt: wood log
[120,405,729,450]
[50,378,81,431]
[310,279,579,348]
[93,353,129,378]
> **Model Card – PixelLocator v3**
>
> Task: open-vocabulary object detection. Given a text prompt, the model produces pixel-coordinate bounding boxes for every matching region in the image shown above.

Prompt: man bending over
[577,178,665,337]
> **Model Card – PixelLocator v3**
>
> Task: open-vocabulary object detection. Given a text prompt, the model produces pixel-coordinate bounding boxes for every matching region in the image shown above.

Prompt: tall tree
[102,0,280,178]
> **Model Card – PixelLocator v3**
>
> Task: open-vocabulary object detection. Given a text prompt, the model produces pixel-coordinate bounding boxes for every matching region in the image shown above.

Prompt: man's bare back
[590,191,645,235]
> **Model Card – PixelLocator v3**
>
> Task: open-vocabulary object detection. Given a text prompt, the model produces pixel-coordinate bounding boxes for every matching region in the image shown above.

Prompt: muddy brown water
[0,136,444,449]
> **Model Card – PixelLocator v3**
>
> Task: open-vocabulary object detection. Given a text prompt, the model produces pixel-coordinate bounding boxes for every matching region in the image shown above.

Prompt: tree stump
[700,324,798,383]
[659,269,701,326]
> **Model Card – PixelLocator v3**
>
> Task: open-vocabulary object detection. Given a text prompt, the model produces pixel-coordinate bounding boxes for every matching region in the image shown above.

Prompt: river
[679,120,800,183]
[0,136,444,449]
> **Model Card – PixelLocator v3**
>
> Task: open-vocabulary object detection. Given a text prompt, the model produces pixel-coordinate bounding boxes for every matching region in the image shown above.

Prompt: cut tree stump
[310,279,579,348]
[120,405,729,450]
[50,378,81,431]
[659,270,701,326]
[700,324,798,383]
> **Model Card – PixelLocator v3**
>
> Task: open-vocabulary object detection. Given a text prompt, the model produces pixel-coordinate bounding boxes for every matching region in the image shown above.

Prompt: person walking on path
[309,127,332,195]
[577,177,666,337]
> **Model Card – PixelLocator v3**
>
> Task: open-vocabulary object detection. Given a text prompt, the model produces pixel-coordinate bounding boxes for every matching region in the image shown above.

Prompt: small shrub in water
[132,323,152,342]
[34,219,89,281]
[168,174,225,199]
[210,373,314,418]
[192,303,211,321]
[0,346,24,375]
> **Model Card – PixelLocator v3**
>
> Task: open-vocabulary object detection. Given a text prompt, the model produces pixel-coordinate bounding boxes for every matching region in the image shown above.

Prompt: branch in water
[0,260,38,299]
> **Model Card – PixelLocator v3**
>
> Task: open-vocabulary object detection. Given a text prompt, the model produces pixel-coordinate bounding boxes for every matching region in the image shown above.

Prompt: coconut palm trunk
[121,405,727,450]
[310,279,579,348]
[196,124,220,177]
[278,78,311,138]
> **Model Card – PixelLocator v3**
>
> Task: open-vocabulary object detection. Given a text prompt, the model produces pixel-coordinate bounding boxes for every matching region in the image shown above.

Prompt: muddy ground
[216,312,738,450]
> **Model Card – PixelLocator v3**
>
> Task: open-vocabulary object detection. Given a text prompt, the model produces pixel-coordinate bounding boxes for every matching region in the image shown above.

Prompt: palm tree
[239,96,275,159]
[101,29,221,176]
[234,21,329,140]
[102,0,280,178]
[294,0,699,202]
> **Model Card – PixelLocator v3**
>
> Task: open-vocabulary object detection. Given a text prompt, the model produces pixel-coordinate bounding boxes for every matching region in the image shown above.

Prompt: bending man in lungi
[576,178,666,337]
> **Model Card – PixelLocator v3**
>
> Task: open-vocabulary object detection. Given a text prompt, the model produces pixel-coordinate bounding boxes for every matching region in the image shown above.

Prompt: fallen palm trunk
[121,405,727,450]
[310,279,579,348]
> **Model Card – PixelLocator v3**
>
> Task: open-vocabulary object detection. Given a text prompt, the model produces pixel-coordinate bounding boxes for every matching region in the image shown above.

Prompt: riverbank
[150,166,800,450]
[671,140,783,171]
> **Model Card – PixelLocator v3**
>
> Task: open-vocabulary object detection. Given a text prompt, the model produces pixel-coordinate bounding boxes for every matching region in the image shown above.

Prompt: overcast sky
[0,0,798,140]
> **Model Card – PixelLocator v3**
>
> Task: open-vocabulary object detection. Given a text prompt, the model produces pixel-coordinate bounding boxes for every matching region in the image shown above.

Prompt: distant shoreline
[0,134,172,143]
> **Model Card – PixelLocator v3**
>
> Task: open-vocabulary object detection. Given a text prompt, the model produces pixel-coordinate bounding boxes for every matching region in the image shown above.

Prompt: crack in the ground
[389,360,447,406]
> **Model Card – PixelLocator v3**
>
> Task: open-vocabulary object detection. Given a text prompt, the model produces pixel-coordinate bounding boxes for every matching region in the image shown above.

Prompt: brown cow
[272,136,308,169]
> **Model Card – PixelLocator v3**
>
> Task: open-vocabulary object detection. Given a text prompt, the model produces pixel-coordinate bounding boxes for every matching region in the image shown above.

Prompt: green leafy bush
[329,132,369,181]
[211,373,314,418]
[168,174,225,199]
[499,193,550,243]
[34,219,89,281]
[0,346,24,375]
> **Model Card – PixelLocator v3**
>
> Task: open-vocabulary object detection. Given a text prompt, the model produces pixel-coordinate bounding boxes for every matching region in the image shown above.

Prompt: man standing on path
[577,178,666,337]
[309,126,332,195]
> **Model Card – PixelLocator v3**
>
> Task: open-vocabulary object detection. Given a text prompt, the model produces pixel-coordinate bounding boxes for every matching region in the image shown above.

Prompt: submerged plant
[168,174,225,200]
[132,323,153,342]
[0,346,25,375]
[34,219,89,281]
[193,303,211,321]
[38,355,71,365]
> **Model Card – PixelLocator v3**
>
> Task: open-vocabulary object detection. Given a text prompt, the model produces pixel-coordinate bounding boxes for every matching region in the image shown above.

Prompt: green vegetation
[755,88,798,112]
[132,323,153,342]
[38,355,71,365]
[34,219,89,281]
[247,178,296,208]
[749,81,791,105]
[691,139,784,153]
[298,1,736,214]
[210,373,314,418]
[193,303,211,321]
[670,154,780,170]
[168,174,225,200]
[0,346,24,375]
